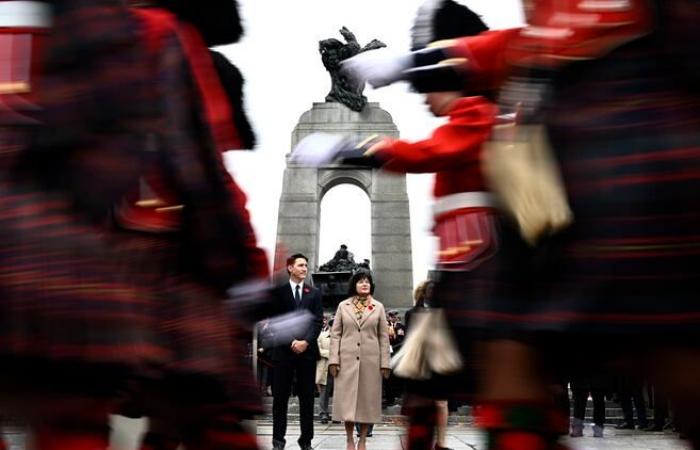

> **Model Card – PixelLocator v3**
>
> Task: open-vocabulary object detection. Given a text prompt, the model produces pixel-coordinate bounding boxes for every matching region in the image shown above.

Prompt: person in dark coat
[269,253,323,450]
[615,376,649,430]
[569,375,611,438]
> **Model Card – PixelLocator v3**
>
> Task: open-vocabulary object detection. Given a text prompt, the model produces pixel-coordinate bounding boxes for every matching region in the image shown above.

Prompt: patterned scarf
[352,296,369,321]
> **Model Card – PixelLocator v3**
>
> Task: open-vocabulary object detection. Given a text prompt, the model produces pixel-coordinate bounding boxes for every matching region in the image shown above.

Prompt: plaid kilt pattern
[0,181,166,369]
[1,0,262,414]
[1,0,161,383]
[445,36,700,336]
[110,231,261,416]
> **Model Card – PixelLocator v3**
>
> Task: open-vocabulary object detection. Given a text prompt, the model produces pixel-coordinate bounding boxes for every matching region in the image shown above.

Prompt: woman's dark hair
[348,270,375,296]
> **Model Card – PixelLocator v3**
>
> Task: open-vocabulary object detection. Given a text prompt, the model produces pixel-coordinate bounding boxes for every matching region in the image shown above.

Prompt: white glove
[341,47,412,88]
[259,310,314,347]
[225,278,274,326]
[290,132,352,167]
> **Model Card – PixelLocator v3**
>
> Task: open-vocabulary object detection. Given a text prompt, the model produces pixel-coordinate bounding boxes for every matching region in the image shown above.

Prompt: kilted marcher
[344,0,700,448]
[1,1,164,448]
[0,0,269,449]
[296,3,493,450]
[124,1,270,449]
[329,271,391,450]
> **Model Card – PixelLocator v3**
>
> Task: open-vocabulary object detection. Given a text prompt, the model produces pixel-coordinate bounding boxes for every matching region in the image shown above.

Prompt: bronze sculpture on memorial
[319,27,385,112]
[319,244,357,272]
[315,245,373,309]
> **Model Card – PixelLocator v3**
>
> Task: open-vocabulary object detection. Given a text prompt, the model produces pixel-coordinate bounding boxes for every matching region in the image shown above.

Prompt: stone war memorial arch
[273,27,413,309]
[274,101,413,310]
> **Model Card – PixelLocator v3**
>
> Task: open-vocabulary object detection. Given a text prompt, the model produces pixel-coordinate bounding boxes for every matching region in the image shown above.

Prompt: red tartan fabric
[476,402,569,450]
[127,7,269,281]
[1,0,264,416]
[404,403,438,450]
[0,0,155,372]
[34,432,109,450]
[493,432,549,450]
[475,402,569,433]
[132,8,241,152]
[0,7,49,127]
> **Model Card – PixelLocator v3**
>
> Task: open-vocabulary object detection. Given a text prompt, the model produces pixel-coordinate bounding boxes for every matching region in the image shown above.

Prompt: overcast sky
[220,0,524,286]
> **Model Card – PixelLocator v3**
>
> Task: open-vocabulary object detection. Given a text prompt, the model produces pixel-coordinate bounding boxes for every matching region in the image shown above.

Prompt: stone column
[370,171,413,307]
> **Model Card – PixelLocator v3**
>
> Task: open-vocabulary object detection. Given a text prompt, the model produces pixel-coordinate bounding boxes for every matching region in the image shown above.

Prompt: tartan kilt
[1,0,261,416]
[0,181,166,380]
[0,181,260,414]
[110,230,261,416]
[444,37,700,338]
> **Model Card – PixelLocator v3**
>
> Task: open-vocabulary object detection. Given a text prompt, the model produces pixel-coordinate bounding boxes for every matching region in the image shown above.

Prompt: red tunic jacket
[374,96,499,269]
[377,96,497,198]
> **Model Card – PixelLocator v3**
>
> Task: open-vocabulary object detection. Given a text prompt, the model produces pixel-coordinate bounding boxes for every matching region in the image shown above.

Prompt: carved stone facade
[275,102,413,308]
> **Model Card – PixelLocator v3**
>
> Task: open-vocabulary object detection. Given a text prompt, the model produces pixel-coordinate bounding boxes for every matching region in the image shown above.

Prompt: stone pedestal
[275,102,413,309]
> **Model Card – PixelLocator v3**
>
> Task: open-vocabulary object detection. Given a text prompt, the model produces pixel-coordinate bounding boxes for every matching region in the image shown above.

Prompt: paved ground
[3,417,690,450]
[253,421,690,450]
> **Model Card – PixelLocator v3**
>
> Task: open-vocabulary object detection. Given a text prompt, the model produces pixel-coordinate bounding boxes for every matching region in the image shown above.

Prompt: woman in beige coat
[329,271,391,450]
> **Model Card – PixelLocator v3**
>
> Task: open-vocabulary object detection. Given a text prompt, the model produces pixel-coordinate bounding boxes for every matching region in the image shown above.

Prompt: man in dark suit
[271,253,323,450]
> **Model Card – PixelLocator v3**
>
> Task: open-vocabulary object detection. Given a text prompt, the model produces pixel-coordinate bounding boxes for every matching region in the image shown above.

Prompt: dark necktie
[294,285,301,305]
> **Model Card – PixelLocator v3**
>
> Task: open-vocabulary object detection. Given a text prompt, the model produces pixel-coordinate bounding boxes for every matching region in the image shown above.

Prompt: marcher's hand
[329,364,340,378]
[225,278,275,326]
[381,368,391,379]
[341,48,412,88]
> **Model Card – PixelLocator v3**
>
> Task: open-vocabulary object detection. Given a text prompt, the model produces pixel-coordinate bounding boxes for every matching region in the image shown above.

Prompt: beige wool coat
[329,297,391,423]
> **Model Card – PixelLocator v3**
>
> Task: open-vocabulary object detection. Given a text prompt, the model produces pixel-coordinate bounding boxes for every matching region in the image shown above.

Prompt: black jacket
[270,281,323,362]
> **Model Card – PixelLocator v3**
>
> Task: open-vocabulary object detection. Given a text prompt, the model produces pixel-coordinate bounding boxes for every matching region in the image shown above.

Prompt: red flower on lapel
[368,304,374,311]
[303,288,310,294]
